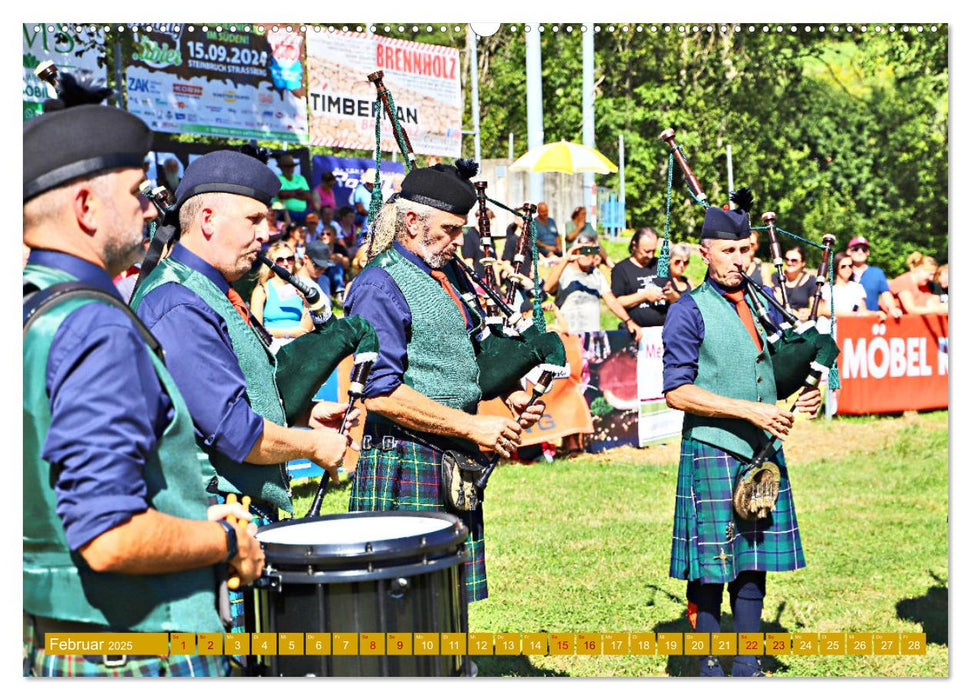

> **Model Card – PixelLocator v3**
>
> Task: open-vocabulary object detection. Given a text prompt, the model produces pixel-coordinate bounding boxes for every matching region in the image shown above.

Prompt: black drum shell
[252,511,470,677]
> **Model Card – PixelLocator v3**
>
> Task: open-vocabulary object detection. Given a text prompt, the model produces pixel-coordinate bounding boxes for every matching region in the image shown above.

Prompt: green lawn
[291,410,948,677]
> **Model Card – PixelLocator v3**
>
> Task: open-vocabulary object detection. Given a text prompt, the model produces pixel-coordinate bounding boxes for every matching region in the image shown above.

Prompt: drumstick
[225,494,251,590]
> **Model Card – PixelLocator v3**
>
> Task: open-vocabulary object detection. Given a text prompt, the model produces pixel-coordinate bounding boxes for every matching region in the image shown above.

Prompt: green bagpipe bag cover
[476,330,567,400]
[274,316,379,424]
[770,325,839,399]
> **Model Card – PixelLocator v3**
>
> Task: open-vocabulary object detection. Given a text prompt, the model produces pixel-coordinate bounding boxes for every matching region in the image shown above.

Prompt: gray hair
[365,197,435,262]
[670,242,691,260]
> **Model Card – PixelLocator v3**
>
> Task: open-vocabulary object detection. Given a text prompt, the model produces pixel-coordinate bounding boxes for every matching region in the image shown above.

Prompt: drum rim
[257,511,469,566]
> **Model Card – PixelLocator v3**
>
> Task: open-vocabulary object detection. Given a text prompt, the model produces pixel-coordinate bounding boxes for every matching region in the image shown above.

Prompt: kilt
[669,436,805,584]
[23,616,228,677]
[348,417,488,602]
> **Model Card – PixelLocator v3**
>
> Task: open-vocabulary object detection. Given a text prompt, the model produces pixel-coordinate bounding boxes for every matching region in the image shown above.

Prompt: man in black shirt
[611,227,680,327]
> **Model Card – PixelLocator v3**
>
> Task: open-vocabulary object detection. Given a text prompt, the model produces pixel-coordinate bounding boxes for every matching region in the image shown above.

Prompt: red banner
[833,314,948,415]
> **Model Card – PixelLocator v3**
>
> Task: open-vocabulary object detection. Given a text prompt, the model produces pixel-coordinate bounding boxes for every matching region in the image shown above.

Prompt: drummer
[343,160,545,602]
[661,190,820,676]
[23,81,263,676]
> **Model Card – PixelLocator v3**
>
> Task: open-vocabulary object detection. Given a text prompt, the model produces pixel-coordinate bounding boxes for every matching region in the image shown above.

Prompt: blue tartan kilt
[348,418,488,603]
[669,436,806,584]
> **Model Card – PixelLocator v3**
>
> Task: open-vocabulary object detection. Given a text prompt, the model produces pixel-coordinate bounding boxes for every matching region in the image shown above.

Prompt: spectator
[350,169,375,236]
[610,227,672,329]
[460,207,493,279]
[274,153,311,224]
[846,235,902,319]
[667,242,694,296]
[501,207,533,274]
[267,205,285,237]
[534,202,561,257]
[319,204,341,239]
[320,227,351,275]
[928,263,948,302]
[817,252,878,332]
[159,156,182,193]
[303,211,322,243]
[890,252,947,315]
[336,205,358,253]
[311,170,337,213]
[744,229,767,287]
[544,233,642,341]
[302,240,342,307]
[565,205,596,244]
[771,245,817,321]
[250,241,313,349]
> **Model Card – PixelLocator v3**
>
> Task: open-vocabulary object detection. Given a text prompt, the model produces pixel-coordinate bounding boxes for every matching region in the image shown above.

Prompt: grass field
[291,409,948,678]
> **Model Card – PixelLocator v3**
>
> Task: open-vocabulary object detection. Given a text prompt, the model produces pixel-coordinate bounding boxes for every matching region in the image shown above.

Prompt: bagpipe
[365,72,568,408]
[659,127,840,520]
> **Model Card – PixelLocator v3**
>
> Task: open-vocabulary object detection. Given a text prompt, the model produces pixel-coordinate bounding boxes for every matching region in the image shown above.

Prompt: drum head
[257,511,468,568]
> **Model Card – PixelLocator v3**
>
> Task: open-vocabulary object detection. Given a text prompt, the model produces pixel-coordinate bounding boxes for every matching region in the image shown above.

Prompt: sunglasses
[670,258,687,265]
[838,263,853,270]
[785,257,803,264]
[275,256,296,264]
[850,246,869,253]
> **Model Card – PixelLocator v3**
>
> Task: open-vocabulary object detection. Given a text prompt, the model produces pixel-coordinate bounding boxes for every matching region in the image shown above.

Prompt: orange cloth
[723,289,763,352]
[429,269,469,326]
[226,287,251,326]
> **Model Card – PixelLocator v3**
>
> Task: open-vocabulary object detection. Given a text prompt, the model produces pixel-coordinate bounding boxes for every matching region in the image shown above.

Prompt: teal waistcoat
[130,256,292,513]
[370,247,481,413]
[681,280,777,460]
[23,263,223,632]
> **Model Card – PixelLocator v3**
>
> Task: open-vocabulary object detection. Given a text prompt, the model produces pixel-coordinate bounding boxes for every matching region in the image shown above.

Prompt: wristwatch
[216,519,238,563]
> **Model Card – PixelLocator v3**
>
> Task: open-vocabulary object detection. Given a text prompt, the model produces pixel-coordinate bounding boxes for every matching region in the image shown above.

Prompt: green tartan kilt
[669,436,806,584]
[348,418,488,602]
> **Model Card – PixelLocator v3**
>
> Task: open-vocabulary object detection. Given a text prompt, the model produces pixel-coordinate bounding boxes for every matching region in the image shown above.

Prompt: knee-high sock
[687,579,724,634]
[729,570,767,673]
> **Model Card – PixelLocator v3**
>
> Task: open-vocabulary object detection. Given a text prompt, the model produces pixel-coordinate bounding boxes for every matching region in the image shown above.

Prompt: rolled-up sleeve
[43,304,170,550]
[662,295,705,394]
[137,284,264,463]
[344,269,411,398]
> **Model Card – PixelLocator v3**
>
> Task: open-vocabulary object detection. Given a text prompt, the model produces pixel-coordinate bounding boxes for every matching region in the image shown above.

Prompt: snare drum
[251,511,470,677]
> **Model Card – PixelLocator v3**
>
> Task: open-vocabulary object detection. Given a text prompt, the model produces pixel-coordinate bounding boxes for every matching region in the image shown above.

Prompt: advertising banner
[637,327,684,446]
[23,24,105,121]
[306,31,462,157]
[311,155,405,210]
[126,24,308,143]
[831,314,948,415]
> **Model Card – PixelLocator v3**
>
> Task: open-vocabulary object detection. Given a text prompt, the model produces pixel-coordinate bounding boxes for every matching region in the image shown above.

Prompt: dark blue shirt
[29,250,173,550]
[135,243,264,463]
[662,276,776,394]
[344,242,479,399]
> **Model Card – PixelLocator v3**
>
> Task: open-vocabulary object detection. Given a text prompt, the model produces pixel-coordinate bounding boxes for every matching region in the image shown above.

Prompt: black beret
[701,206,751,241]
[398,159,478,216]
[23,105,152,202]
[173,150,281,214]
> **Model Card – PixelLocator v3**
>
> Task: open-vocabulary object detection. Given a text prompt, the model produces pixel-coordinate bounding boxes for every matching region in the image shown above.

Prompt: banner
[23,24,105,121]
[637,327,684,446]
[831,314,948,415]
[579,331,640,453]
[311,155,405,210]
[306,31,462,157]
[126,24,308,143]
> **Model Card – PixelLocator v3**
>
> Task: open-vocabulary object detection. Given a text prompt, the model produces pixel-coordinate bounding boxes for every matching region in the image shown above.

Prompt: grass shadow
[472,654,569,677]
[646,584,793,677]
[895,571,948,646]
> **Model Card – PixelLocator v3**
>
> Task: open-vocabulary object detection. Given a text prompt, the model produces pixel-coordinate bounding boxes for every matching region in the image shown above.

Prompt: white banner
[23,24,106,121]
[306,31,462,157]
[637,327,684,447]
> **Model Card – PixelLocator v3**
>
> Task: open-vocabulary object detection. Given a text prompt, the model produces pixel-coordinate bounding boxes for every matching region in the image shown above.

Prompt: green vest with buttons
[130,256,292,513]
[370,246,481,413]
[23,263,223,632]
[681,280,777,460]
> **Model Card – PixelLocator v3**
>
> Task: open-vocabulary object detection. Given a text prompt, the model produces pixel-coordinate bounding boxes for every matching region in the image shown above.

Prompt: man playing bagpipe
[344,160,548,602]
[662,190,821,677]
[23,75,263,676]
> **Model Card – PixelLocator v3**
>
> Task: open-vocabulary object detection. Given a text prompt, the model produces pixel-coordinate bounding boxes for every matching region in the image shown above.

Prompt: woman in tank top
[771,245,817,321]
[251,242,313,350]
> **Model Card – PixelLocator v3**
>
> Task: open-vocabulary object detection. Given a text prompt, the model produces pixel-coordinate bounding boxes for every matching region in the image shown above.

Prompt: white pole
[582,23,595,229]
[525,24,544,205]
[467,27,482,164]
[619,132,626,232]
[726,144,735,198]
[508,132,514,160]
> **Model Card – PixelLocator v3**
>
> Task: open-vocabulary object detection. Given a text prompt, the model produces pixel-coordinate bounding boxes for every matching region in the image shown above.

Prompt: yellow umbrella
[508,140,618,174]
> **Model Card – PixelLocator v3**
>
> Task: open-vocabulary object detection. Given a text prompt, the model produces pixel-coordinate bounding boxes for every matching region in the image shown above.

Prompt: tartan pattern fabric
[669,437,805,584]
[348,420,488,602]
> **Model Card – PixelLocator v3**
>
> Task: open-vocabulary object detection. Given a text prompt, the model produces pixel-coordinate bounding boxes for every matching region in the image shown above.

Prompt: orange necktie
[227,287,251,326]
[723,289,763,352]
[429,269,469,327]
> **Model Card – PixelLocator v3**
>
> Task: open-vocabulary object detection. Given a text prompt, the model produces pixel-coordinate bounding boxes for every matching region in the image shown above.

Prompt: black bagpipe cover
[475,330,567,401]
[769,325,839,400]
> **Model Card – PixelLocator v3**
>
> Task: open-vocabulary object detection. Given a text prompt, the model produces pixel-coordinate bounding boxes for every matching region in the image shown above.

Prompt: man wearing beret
[344,160,545,602]
[23,100,264,676]
[131,150,351,524]
[662,190,820,676]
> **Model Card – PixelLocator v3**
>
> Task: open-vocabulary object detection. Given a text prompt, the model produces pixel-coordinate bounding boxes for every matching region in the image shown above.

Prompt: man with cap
[846,235,902,318]
[302,239,343,303]
[130,150,352,527]
[343,160,546,602]
[274,152,311,224]
[23,96,263,676]
[661,189,820,677]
